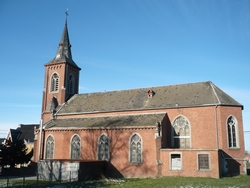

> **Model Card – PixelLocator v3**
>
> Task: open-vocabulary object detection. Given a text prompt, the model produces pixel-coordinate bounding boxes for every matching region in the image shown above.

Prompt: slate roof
[46,21,80,69]
[46,113,166,129]
[17,124,39,142]
[56,81,242,115]
[0,138,5,144]
[9,129,22,142]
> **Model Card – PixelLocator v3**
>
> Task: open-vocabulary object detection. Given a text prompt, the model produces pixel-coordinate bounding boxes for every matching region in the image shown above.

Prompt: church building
[33,17,246,179]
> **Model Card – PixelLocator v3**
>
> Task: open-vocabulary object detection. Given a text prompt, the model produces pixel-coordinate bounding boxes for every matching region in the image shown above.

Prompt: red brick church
[33,17,246,179]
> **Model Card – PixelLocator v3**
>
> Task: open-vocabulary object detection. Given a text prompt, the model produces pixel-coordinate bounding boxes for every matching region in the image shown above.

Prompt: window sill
[228,147,240,150]
[198,169,211,172]
[130,162,143,165]
[170,169,183,171]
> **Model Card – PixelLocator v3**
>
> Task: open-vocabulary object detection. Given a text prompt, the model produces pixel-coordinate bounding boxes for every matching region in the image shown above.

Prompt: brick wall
[34,105,245,178]
[160,149,220,178]
[39,127,159,178]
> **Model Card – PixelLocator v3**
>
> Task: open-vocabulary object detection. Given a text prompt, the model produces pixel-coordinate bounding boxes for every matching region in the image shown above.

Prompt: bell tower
[42,12,81,122]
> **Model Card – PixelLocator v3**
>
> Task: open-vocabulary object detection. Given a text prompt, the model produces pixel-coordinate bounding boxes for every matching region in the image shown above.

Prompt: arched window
[71,135,81,159]
[227,116,239,148]
[51,73,59,92]
[98,134,110,161]
[172,116,191,148]
[67,74,74,94]
[130,133,142,164]
[45,135,54,159]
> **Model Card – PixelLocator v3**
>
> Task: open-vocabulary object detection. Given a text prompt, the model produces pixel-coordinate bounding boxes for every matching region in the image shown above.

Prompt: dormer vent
[148,89,155,98]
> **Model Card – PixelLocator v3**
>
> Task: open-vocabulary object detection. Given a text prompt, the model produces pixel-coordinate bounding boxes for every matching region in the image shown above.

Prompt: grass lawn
[3,175,249,188]
[85,175,250,188]
[247,162,250,169]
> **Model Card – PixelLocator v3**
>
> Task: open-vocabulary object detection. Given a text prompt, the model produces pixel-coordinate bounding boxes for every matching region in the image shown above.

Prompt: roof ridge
[209,82,221,104]
[77,81,212,95]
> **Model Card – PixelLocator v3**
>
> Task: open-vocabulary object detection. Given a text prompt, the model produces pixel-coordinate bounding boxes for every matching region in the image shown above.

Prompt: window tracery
[130,133,142,164]
[172,116,190,148]
[45,135,54,159]
[51,73,59,92]
[227,116,239,148]
[98,134,110,161]
[71,135,81,159]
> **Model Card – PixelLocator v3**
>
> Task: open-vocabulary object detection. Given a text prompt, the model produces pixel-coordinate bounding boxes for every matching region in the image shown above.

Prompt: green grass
[247,162,250,169]
[2,175,249,188]
[94,176,250,188]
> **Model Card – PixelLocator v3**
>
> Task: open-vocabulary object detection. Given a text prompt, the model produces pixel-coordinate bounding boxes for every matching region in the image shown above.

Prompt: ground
[0,175,250,187]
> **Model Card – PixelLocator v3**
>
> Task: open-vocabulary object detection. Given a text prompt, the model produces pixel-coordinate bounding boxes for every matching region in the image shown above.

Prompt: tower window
[67,74,74,94]
[51,73,59,92]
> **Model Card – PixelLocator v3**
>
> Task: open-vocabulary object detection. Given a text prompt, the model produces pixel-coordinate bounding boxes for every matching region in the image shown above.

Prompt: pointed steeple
[47,11,80,69]
[42,10,81,123]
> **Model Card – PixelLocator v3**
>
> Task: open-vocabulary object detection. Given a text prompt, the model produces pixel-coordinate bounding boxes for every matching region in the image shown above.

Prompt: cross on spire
[65,8,69,25]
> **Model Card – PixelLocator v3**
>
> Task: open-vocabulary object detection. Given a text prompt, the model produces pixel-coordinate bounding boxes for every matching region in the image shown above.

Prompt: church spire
[42,10,81,123]
[47,10,79,69]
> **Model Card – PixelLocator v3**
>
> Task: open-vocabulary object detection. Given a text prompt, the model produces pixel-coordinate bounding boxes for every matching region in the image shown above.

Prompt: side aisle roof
[45,113,166,129]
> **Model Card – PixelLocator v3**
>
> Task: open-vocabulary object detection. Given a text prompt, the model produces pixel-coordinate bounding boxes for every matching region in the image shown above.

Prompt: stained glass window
[130,134,142,164]
[46,135,54,159]
[71,135,81,159]
[98,134,110,161]
[172,116,190,148]
[227,116,238,148]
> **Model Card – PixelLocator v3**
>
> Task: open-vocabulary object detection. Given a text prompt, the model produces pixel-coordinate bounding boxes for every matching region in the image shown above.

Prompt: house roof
[17,124,39,142]
[0,138,5,144]
[56,81,242,115]
[9,129,22,142]
[45,113,166,129]
[4,124,39,144]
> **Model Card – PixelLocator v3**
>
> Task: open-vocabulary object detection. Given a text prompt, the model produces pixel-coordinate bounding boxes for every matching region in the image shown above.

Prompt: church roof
[46,113,166,129]
[46,20,80,69]
[56,81,243,115]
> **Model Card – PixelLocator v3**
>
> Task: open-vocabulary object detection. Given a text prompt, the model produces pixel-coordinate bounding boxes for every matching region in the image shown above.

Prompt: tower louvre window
[51,73,59,92]
[67,74,74,94]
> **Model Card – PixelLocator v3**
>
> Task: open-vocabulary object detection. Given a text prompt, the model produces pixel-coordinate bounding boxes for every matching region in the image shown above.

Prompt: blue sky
[0,0,249,150]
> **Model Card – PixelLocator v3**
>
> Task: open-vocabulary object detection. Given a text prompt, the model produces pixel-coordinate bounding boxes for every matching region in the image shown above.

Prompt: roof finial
[65,8,69,25]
